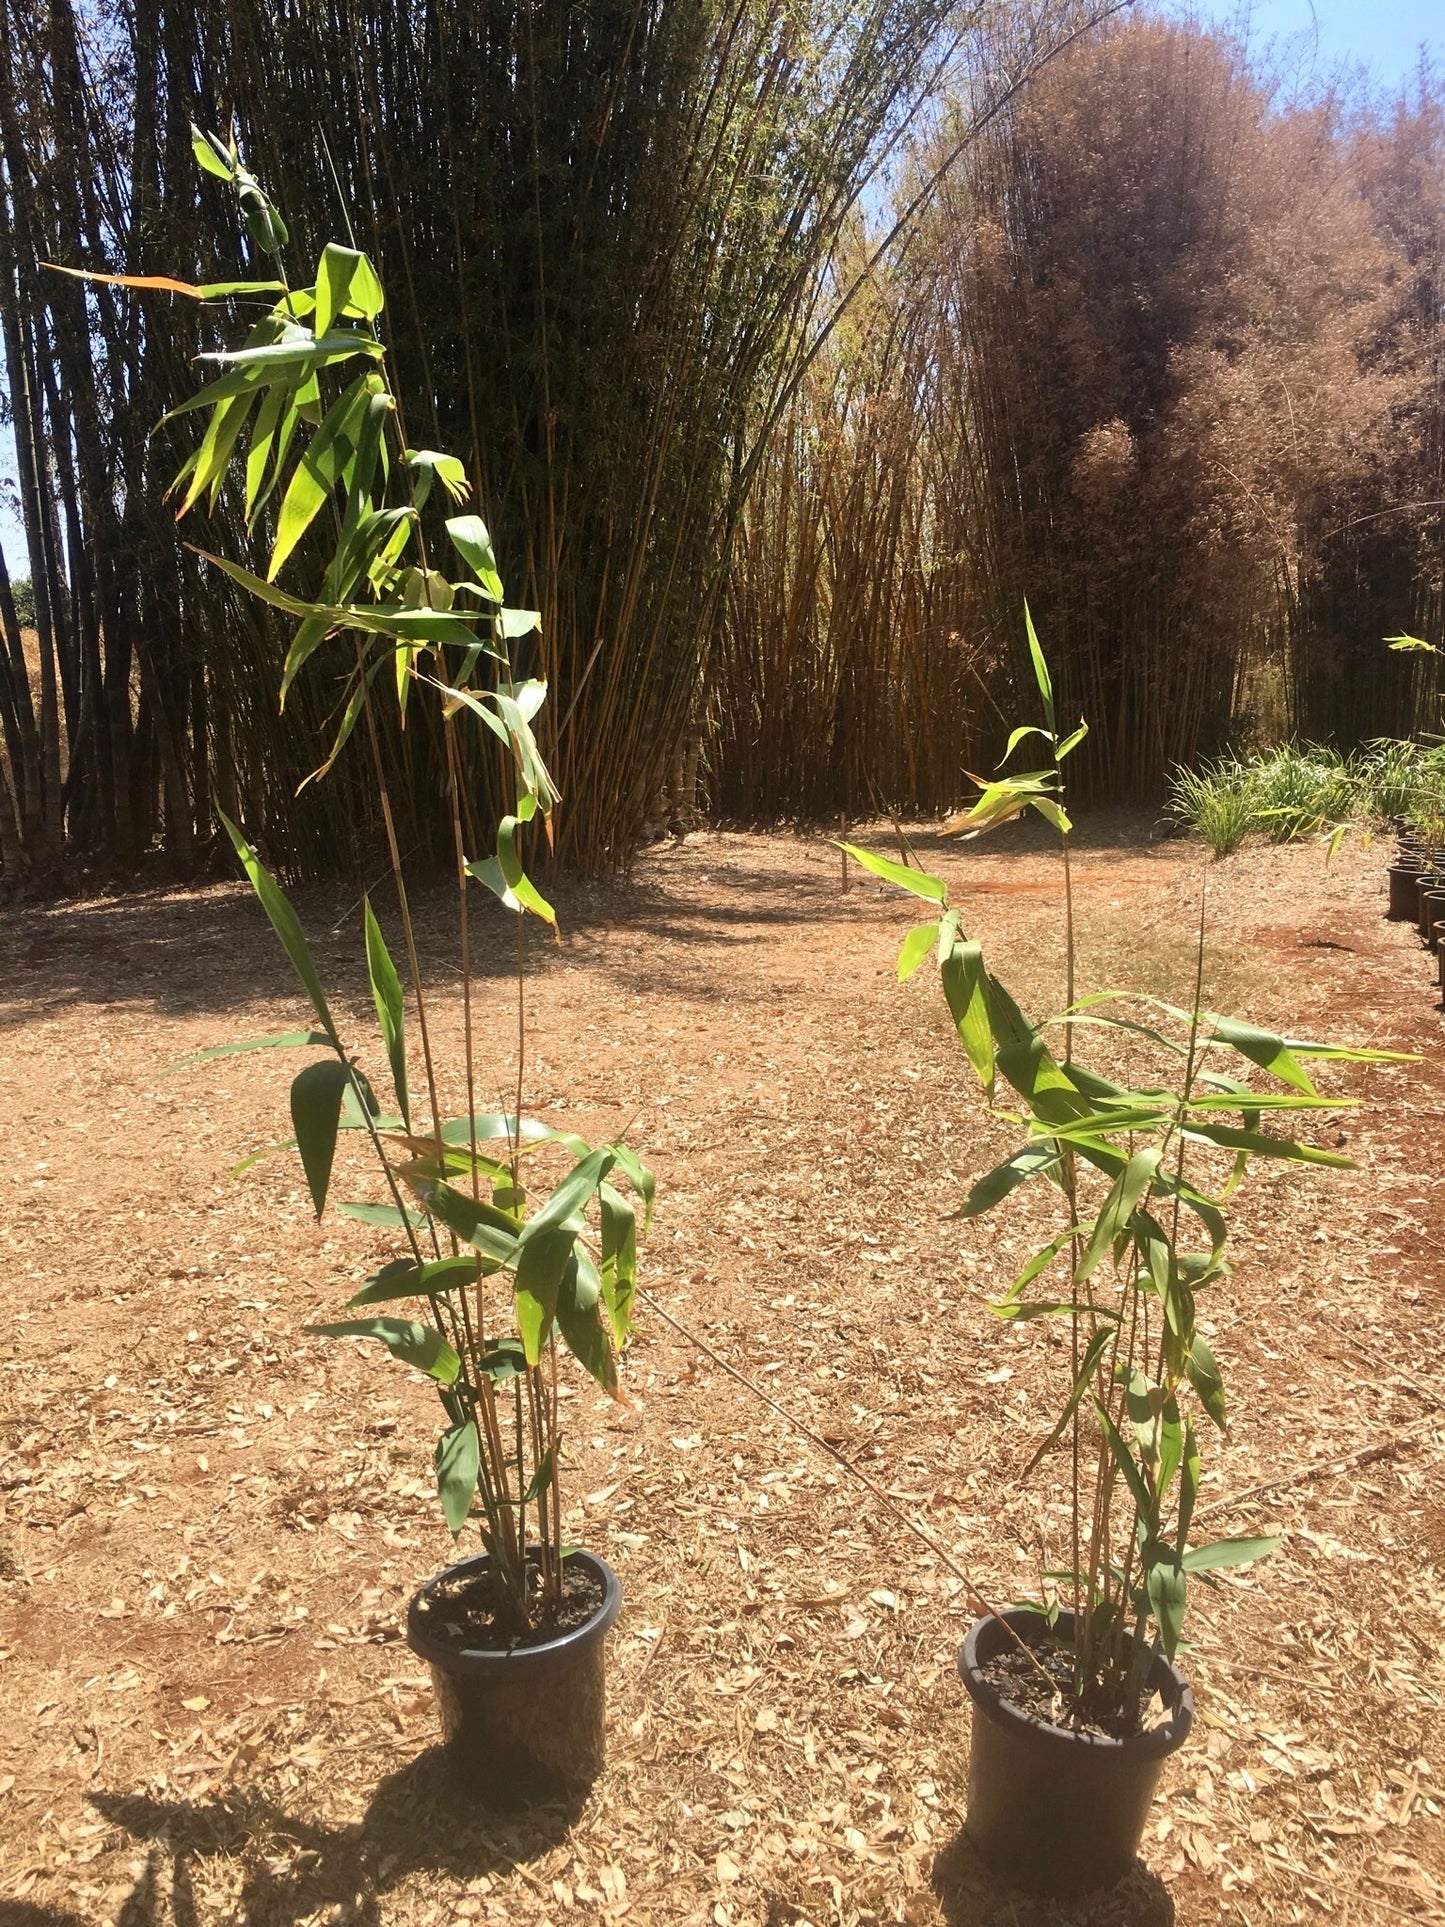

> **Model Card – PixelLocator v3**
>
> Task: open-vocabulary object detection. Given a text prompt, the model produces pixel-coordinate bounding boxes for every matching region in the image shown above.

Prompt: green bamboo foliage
[132,140,656,1633]
[847,619,1413,1724]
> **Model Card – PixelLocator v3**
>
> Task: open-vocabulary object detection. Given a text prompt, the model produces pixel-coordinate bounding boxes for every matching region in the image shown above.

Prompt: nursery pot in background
[958,1610,1193,1898]
[1387,863,1425,921]
[406,1549,622,1806]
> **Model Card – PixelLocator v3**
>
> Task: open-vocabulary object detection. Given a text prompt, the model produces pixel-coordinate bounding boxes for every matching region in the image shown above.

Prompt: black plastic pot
[958,1610,1193,1897]
[1418,878,1445,941]
[1387,863,1425,920]
[406,1549,622,1806]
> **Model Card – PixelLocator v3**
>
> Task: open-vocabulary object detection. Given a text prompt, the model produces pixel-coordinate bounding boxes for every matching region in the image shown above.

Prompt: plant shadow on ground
[66,1751,581,1926]
[0,1907,95,1927]
[930,1832,1175,1927]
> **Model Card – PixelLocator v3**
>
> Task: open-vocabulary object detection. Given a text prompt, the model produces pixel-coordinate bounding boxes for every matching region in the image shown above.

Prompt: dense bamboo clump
[0,0,1013,881]
[708,20,1445,820]
[2,6,1443,879]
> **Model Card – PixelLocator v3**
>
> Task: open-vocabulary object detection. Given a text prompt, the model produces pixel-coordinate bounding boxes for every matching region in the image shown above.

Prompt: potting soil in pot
[413,1558,605,1651]
[978,1631,1171,1740]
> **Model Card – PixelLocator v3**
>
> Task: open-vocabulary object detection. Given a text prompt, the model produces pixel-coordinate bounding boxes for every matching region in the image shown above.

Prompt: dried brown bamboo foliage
[709,20,1445,823]
[930,18,1418,794]
[1290,76,1445,741]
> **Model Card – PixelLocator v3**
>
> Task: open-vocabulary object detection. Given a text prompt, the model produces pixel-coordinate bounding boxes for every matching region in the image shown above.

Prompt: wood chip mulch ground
[1,815,1442,1927]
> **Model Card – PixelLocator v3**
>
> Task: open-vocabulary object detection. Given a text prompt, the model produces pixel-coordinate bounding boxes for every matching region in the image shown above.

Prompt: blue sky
[1196,1,1442,87]
[3,0,1441,575]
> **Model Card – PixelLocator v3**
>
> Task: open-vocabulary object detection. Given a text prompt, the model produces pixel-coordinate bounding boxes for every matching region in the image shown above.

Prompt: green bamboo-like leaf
[834,841,946,903]
[178,389,257,516]
[289,1059,351,1218]
[1185,1090,1345,1112]
[1028,1104,1173,1145]
[1055,721,1088,759]
[1155,1165,1228,1257]
[1276,1037,1417,1066]
[305,1316,460,1384]
[492,694,559,812]
[478,1338,528,1385]
[440,1112,554,1147]
[1143,1540,1187,1656]
[237,179,289,255]
[268,375,372,580]
[191,123,236,180]
[497,816,556,926]
[896,922,939,982]
[1207,1017,1320,1095]
[1030,794,1072,835]
[524,1147,617,1244]
[947,782,1031,836]
[1075,1148,1161,1282]
[556,1248,621,1398]
[1023,600,1055,728]
[298,663,377,789]
[1181,1535,1282,1574]
[445,514,504,602]
[955,1142,1062,1219]
[609,1143,657,1233]
[521,1441,559,1504]
[514,1222,580,1364]
[364,898,410,1130]
[1181,1120,1356,1168]
[1000,724,1053,763]
[158,1028,329,1078]
[990,1228,1075,1308]
[278,613,333,706]
[497,607,541,638]
[1092,1397,1156,1528]
[408,449,470,508]
[599,1182,638,1348]
[195,331,381,373]
[219,813,338,1043]
[244,380,291,519]
[337,1200,425,1232]
[1176,1418,1201,1552]
[313,243,384,337]
[940,932,995,1097]
[1019,1327,1113,1478]
[991,1298,1118,1322]
[411,1178,518,1267]
[512,1147,617,1364]
[435,1421,480,1533]
[350,1256,477,1306]
[1185,1333,1227,1429]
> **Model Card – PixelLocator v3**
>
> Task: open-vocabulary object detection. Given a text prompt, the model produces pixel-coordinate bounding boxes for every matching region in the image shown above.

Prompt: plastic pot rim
[406,1546,622,1674]
[958,1608,1194,1763]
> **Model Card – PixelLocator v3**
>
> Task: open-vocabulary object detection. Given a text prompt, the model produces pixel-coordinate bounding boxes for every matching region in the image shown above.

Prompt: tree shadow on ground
[88,1747,581,1926]
[931,1831,1175,1927]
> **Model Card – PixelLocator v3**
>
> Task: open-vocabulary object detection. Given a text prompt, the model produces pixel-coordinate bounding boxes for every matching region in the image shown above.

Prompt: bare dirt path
[1,819,1441,1927]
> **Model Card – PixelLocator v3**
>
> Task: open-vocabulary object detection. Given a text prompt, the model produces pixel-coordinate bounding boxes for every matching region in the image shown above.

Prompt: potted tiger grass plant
[73,130,654,1805]
[841,614,1410,1894]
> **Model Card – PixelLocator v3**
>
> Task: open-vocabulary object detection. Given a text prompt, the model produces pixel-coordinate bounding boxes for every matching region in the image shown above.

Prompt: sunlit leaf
[305,1316,460,1384]
[835,841,946,903]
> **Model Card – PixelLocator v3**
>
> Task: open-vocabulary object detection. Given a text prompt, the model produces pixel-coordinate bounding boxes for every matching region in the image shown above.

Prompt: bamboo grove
[2,3,1442,883]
